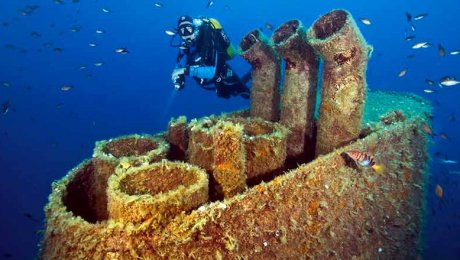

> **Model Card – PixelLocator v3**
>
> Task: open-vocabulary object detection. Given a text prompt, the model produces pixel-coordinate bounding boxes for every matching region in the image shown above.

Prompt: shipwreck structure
[40,9,430,259]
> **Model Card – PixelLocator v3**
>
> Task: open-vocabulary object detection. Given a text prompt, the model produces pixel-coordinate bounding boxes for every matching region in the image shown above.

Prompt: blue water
[1,0,459,258]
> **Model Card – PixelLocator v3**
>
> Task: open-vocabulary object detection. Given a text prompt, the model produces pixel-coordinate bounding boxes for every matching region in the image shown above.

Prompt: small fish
[70,26,82,33]
[398,68,408,77]
[450,50,460,55]
[424,112,433,120]
[440,159,458,164]
[3,253,12,258]
[79,65,87,70]
[95,29,105,34]
[440,77,460,87]
[448,113,456,121]
[435,184,443,199]
[448,170,460,175]
[54,0,64,4]
[88,43,97,47]
[407,54,415,59]
[421,122,435,136]
[2,81,11,87]
[410,23,416,32]
[423,89,436,94]
[102,8,112,13]
[425,79,435,86]
[265,22,273,31]
[359,17,371,25]
[343,151,383,174]
[405,12,412,22]
[115,47,129,54]
[154,2,164,7]
[412,41,430,49]
[414,13,428,21]
[404,35,415,41]
[439,132,449,140]
[438,44,446,57]
[53,47,63,53]
[206,0,214,8]
[24,213,39,222]
[165,30,176,36]
[2,99,10,115]
[94,61,104,67]
[30,31,41,38]
[61,85,73,91]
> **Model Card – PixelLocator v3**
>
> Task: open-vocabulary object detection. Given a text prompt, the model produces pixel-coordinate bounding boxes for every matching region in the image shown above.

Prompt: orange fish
[343,151,383,174]
[421,122,435,137]
[435,184,443,199]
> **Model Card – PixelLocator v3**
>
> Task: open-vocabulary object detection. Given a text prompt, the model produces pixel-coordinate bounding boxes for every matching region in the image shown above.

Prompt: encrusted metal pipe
[273,19,319,158]
[307,10,372,156]
[240,29,281,122]
[212,121,247,198]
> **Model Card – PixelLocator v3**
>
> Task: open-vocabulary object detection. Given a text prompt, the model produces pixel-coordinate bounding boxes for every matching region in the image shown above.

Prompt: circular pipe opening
[313,10,348,40]
[273,20,300,44]
[102,137,159,158]
[119,165,198,196]
[62,161,103,223]
[239,29,261,52]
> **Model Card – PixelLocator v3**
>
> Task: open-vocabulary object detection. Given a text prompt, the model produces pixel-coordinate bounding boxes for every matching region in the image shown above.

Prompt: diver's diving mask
[179,24,196,44]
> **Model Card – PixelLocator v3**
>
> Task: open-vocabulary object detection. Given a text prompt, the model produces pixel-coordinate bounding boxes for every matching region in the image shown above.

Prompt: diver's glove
[171,67,186,90]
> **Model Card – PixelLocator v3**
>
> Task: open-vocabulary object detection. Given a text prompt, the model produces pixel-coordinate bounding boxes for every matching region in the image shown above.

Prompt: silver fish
[450,50,460,55]
[414,13,428,20]
[165,30,176,36]
[412,42,430,49]
[440,159,458,164]
[359,18,371,25]
[440,78,460,87]
[115,47,129,54]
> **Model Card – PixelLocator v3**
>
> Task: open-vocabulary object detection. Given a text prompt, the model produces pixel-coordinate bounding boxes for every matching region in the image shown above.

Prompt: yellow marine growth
[272,19,319,159]
[40,9,431,259]
[307,9,373,156]
[187,116,218,172]
[240,29,281,122]
[212,121,247,198]
[107,160,209,226]
[224,116,289,181]
[167,115,189,160]
[91,134,169,219]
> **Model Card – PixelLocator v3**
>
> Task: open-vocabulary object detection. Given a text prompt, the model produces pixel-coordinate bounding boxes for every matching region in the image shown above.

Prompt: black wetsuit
[178,19,250,99]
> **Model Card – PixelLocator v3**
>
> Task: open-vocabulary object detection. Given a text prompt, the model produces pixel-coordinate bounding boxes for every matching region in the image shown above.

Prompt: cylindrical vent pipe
[273,19,319,158]
[240,29,281,122]
[307,10,372,156]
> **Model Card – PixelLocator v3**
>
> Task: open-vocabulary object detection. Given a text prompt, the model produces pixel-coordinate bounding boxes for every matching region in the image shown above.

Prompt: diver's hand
[171,68,186,84]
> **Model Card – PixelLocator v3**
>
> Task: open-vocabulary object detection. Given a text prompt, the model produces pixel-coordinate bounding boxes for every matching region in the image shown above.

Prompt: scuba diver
[170,15,251,99]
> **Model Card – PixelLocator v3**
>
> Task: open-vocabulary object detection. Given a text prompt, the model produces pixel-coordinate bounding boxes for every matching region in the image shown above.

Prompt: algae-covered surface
[40,90,431,259]
[363,90,431,127]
